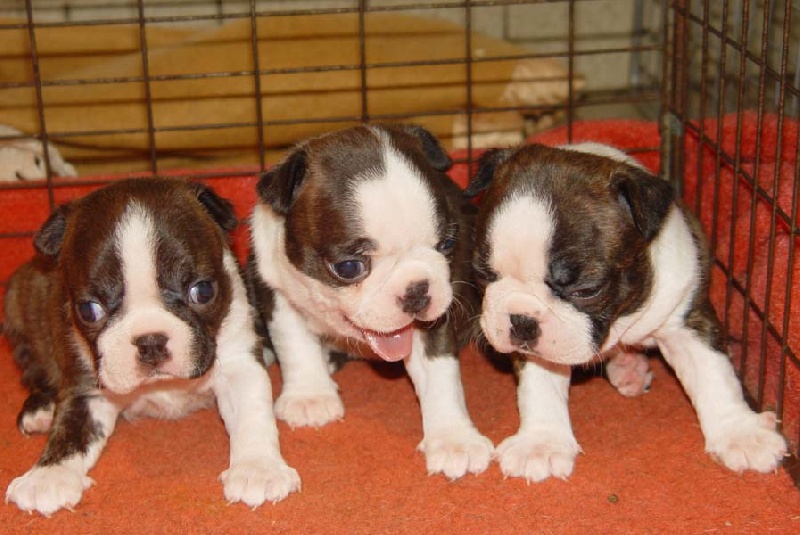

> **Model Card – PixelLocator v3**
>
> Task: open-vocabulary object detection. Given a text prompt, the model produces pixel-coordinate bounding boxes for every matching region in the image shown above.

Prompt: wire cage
[0,0,797,483]
[663,0,800,483]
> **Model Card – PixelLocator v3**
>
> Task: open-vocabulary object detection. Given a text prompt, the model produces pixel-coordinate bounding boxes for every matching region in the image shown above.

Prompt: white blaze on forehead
[116,202,160,306]
[488,194,554,281]
[561,142,642,168]
[98,202,195,394]
[355,142,438,253]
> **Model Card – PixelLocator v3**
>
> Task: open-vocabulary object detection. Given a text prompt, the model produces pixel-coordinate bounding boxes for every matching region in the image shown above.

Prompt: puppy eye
[568,285,604,301]
[34,156,43,168]
[189,280,217,305]
[329,259,369,282]
[76,301,106,323]
[435,236,457,255]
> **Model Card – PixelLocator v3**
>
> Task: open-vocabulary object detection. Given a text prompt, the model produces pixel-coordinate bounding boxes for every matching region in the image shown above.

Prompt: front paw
[274,392,344,428]
[419,427,494,480]
[706,411,787,473]
[221,459,301,507]
[6,464,94,517]
[495,430,581,483]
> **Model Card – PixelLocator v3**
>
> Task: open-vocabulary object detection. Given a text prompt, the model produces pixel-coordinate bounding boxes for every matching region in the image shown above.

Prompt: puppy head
[466,143,674,365]
[256,124,461,361]
[35,179,238,394]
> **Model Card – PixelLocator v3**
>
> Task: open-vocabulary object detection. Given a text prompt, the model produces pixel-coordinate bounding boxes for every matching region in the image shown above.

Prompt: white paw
[706,411,788,473]
[220,459,301,507]
[605,351,653,397]
[19,404,55,435]
[274,392,344,428]
[6,464,94,517]
[418,427,494,480]
[495,430,581,483]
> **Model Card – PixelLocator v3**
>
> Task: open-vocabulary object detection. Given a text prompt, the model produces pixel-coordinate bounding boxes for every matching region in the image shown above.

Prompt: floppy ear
[34,204,70,257]
[463,148,514,198]
[256,149,307,216]
[401,124,452,172]
[191,182,239,232]
[611,166,675,241]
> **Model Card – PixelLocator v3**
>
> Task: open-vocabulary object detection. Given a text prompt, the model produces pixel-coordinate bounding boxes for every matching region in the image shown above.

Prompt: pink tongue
[363,326,414,362]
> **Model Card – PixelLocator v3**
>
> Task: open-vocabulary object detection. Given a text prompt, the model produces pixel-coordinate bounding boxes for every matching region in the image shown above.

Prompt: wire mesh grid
[665,0,800,482]
[0,0,797,483]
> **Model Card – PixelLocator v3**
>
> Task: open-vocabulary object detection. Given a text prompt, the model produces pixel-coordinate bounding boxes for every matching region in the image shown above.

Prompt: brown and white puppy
[465,142,787,482]
[247,124,493,479]
[4,178,300,516]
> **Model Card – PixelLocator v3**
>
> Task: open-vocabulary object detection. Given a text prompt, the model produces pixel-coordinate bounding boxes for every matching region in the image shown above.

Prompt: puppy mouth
[361,325,415,362]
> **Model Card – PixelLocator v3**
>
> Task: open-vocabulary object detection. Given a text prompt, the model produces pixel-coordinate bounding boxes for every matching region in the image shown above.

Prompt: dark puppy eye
[568,284,604,301]
[189,280,217,305]
[435,236,457,255]
[34,156,42,168]
[76,301,106,323]
[329,259,369,282]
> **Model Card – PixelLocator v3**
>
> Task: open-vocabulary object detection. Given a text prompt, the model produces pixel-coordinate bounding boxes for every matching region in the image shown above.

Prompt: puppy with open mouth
[4,178,300,516]
[247,124,493,479]
[464,142,787,482]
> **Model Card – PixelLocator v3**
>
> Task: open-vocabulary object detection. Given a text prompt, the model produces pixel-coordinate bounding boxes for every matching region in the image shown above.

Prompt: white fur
[481,142,787,480]
[481,194,594,363]
[404,330,493,478]
[252,143,452,340]
[605,207,698,349]
[7,212,299,516]
[495,358,580,482]
[352,143,452,331]
[7,396,118,516]
[213,252,301,506]
[561,141,641,167]
[269,292,344,428]
[656,323,786,472]
[97,204,195,394]
[252,131,492,478]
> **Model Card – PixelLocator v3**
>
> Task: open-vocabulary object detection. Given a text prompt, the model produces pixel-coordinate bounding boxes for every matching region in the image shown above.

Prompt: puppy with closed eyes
[4,178,300,516]
[247,124,493,479]
[464,142,787,482]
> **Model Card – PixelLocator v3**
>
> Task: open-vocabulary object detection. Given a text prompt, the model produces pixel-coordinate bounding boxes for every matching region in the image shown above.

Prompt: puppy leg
[215,358,301,506]
[213,266,300,507]
[270,293,344,428]
[605,349,653,397]
[6,394,119,516]
[657,327,787,473]
[12,343,57,435]
[495,358,581,482]
[405,335,493,479]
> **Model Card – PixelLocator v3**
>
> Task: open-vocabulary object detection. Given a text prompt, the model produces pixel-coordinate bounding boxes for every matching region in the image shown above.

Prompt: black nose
[509,314,540,344]
[133,333,170,367]
[399,280,431,314]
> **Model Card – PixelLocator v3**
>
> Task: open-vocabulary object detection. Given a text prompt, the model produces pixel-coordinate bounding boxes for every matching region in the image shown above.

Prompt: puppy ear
[191,182,239,232]
[256,149,307,216]
[400,124,452,172]
[611,167,675,241]
[463,148,513,198]
[34,204,70,257]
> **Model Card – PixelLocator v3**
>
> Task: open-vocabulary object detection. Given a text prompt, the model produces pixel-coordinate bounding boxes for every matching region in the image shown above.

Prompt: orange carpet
[1,338,798,534]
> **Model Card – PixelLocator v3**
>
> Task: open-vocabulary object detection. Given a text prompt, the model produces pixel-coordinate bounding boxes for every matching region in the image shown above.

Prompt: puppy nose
[399,280,431,314]
[509,314,540,344]
[133,333,170,367]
